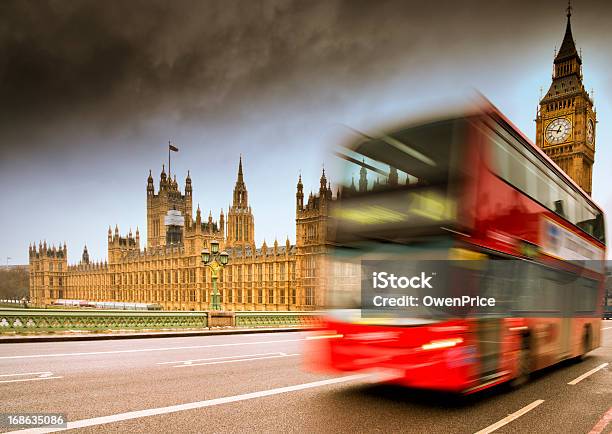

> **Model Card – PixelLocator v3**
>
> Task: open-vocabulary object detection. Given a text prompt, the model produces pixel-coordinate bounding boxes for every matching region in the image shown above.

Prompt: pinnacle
[555,1,579,63]
[237,155,244,183]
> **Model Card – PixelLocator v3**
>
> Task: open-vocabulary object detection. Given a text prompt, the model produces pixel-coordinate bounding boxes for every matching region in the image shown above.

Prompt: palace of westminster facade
[28,6,597,311]
[29,158,332,311]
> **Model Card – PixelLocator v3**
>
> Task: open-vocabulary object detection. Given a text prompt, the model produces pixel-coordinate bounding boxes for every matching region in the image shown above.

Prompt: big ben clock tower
[536,3,596,195]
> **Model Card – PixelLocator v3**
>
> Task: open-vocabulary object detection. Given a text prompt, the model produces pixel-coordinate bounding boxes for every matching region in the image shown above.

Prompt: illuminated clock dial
[545,118,572,144]
[586,119,594,144]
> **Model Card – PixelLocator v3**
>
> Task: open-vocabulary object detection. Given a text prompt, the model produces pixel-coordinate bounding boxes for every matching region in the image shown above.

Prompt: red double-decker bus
[307,102,606,393]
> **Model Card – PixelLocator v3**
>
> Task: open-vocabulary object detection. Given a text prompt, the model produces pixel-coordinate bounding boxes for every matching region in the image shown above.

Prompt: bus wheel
[510,338,531,389]
[579,326,592,361]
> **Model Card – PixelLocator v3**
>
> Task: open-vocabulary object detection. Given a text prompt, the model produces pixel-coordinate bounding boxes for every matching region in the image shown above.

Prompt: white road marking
[567,362,609,385]
[157,352,291,365]
[0,372,62,384]
[0,376,63,384]
[173,353,300,368]
[602,326,612,330]
[473,399,545,434]
[0,371,53,377]
[0,338,305,360]
[6,374,371,434]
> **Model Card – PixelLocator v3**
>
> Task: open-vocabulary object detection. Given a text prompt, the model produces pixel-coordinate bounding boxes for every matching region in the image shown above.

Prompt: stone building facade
[29,158,333,311]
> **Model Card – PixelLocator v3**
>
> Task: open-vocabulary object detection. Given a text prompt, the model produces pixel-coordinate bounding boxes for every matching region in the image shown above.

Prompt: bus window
[339,118,466,193]
[513,264,566,313]
[487,124,605,243]
[574,277,599,313]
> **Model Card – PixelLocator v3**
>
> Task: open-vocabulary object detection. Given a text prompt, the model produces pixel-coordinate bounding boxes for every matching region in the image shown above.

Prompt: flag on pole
[169,143,179,152]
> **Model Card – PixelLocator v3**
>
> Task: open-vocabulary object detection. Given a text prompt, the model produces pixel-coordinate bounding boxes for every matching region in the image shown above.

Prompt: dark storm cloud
[1,0,610,153]
[0,0,495,126]
[2,0,612,264]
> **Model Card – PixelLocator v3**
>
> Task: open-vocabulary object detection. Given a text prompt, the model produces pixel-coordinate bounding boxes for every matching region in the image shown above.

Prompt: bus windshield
[331,118,468,244]
[338,118,466,191]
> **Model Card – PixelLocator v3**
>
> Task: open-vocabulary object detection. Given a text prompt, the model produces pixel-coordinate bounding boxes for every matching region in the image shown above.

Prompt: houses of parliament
[29,158,333,311]
[28,5,598,311]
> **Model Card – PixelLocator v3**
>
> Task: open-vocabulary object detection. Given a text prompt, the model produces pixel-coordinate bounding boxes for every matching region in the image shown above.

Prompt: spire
[232,155,248,208]
[147,169,155,195]
[296,173,304,211]
[82,244,90,264]
[320,165,327,192]
[185,170,192,195]
[359,160,368,192]
[160,164,168,190]
[237,154,244,183]
[555,0,580,64]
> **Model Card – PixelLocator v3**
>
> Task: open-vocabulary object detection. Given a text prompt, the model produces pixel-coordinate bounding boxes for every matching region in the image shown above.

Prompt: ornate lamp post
[201,240,229,311]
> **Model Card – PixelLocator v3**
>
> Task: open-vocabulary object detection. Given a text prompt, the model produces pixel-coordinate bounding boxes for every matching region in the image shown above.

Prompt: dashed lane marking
[473,399,545,434]
[567,362,609,385]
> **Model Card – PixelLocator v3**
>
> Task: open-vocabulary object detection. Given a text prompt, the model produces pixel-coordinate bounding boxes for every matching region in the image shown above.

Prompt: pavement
[0,327,310,343]
[0,321,610,433]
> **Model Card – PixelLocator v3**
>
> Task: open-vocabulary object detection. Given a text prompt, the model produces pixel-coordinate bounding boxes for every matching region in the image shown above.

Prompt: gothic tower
[295,168,334,308]
[226,156,255,248]
[146,166,193,248]
[29,241,67,305]
[536,3,596,195]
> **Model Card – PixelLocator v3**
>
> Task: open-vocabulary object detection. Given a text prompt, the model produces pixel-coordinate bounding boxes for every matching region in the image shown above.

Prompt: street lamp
[201,240,229,311]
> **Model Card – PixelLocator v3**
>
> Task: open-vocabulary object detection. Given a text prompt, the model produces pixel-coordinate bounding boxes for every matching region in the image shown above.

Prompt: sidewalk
[0,327,316,343]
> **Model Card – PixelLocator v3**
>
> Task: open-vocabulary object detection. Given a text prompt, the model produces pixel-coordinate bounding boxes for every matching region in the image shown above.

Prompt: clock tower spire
[536,1,596,195]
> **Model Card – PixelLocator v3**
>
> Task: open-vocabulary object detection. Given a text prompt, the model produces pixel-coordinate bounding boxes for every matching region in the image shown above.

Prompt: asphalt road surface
[0,322,611,434]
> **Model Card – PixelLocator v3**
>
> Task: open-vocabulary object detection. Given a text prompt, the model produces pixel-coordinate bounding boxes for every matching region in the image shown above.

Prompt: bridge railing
[0,308,324,332]
[0,308,208,331]
[235,311,324,328]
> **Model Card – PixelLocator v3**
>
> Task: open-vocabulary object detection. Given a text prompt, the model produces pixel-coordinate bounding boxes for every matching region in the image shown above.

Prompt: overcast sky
[2,0,611,264]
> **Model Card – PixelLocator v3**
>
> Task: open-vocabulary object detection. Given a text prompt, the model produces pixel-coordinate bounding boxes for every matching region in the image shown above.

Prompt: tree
[0,266,29,300]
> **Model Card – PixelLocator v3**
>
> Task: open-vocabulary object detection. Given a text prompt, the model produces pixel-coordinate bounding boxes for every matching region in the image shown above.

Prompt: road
[0,322,611,434]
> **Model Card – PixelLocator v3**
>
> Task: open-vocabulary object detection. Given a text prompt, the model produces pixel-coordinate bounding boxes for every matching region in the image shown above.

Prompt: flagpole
[168,140,171,179]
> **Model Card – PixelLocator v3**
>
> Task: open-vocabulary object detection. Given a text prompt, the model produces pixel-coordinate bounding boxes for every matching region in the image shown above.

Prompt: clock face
[587,119,594,144]
[545,118,572,145]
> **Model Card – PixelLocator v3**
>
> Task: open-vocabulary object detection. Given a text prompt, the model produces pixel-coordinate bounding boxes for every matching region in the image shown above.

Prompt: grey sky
[2,0,611,264]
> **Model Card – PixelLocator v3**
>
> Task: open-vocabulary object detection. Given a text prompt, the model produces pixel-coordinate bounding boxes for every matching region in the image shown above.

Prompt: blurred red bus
[307,102,606,393]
